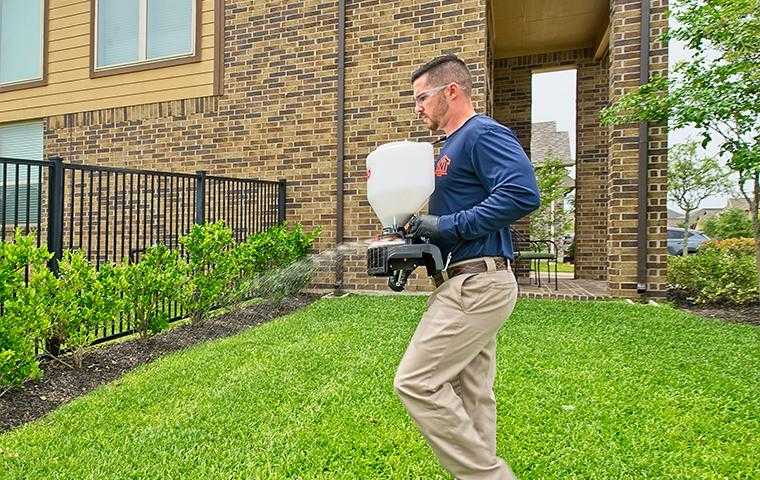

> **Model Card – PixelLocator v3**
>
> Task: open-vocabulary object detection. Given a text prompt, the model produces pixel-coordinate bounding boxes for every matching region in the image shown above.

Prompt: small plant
[234,224,320,305]
[0,231,55,387]
[45,251,126,368]
[181,221,236,323]
[122,244,190,337]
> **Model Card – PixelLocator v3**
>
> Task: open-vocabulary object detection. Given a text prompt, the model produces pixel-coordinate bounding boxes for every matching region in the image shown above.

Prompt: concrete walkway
[516,277,609,301]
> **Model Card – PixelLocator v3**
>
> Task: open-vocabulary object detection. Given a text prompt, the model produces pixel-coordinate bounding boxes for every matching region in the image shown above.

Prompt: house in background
[531,120,575,190]
[530,121,575,253]
[667,208,685,228]
[726,197,751,214]
[0,0,668,298]
[531,121,574,167]
[691,197,752,229]
[691,207,724,228]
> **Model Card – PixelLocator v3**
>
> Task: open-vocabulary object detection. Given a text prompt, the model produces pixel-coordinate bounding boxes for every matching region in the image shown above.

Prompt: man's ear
[445,83,459,100]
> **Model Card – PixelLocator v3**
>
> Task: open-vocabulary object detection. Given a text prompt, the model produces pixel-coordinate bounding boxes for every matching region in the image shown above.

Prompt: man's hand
[406,214,441,242]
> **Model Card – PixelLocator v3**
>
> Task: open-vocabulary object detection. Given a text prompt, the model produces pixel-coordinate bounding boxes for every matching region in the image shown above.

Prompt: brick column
[492,56,532,277]
[607,0,668,297]
[575,56,610,281]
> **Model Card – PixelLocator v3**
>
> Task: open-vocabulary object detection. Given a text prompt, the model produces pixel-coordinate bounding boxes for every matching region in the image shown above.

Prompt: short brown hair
[411,54,473,97]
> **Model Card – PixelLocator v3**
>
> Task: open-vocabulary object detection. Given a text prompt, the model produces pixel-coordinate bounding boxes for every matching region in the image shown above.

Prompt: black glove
[406,214,441,242]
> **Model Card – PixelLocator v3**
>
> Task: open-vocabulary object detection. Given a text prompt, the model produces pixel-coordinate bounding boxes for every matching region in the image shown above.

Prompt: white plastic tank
[366,141,435,231]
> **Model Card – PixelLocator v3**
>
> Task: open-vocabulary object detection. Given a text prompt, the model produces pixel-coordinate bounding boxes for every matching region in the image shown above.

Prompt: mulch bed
[668,291,760,327]
[0,294,319,434]
[685,304,760,327]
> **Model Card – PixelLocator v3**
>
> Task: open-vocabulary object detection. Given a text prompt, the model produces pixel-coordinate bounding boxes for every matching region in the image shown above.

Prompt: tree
[702,207,754,239]
[668,141,731,254]
[531,155,574,255]
[601,0,760,295]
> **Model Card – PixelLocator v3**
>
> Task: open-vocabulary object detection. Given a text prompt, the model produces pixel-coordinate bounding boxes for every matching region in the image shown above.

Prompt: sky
[530,22,732,212]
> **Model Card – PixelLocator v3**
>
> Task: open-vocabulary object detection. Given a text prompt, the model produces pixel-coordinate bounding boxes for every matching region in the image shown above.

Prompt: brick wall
[340,0,488,292]
[492,49,610,282]
[44,0,489,292]
[607,0,668,297]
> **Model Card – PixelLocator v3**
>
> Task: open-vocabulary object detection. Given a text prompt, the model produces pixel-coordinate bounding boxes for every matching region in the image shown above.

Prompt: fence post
[195,170,206,225]
[47,156,64,275]
[277,178,286,223]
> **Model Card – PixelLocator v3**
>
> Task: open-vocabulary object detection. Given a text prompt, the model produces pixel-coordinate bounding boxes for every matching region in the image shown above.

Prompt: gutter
[637,0,651,293]
[335,0,346,292]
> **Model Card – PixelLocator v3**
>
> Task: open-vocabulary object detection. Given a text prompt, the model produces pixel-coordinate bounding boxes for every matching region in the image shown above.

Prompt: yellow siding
[0,0,216,123]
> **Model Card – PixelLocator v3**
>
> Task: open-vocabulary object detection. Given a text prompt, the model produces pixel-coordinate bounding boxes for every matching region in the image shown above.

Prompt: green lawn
[537,261,575,273]
[1,297,758,479]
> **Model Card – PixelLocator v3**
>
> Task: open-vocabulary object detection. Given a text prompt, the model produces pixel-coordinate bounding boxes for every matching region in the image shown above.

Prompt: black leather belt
[433,257,509,288]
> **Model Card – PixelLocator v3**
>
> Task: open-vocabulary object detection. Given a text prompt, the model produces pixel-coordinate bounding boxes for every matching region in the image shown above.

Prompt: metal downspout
[335,0,346,292]
[636,0,651,294]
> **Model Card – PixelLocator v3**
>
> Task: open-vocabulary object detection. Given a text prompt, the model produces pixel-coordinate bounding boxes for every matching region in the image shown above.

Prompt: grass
[1,297,758,479]
[537,261,575,273]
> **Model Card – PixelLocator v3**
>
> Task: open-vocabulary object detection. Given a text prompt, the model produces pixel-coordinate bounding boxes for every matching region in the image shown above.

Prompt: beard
[421,97,449,132]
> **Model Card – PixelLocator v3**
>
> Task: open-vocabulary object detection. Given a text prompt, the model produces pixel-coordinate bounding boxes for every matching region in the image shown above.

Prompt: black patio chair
[510,228,559,290]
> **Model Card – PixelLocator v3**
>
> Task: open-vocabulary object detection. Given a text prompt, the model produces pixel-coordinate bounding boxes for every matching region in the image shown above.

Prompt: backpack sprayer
[365,142,443,291]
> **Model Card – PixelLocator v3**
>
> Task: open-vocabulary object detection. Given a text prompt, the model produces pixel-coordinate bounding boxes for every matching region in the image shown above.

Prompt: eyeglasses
[413,85,448,105]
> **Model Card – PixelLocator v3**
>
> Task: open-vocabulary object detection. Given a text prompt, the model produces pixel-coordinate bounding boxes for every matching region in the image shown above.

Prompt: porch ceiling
[491,0,609,59]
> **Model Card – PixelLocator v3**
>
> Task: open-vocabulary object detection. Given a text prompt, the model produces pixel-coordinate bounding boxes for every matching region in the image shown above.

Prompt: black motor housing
[367,238,443,291]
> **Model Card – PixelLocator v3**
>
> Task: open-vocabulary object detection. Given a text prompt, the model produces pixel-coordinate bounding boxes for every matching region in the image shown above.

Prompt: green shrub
[180,221,236,323]
[0,231,56,387]
[0,222,319,386]
[227,224,320,305]
[668,239,759,305]
[698,238,756,256]
[122,244,190,337]
[45,252,126,367]
[701,208,754,239]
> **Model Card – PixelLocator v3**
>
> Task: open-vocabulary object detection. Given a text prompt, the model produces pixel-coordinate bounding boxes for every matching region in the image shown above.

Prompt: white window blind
[96,0,194,69]
[0,0,43,85]
[0,121,43,163]
[0,121,43,224]
[147,0,193,59]
[96,0,140,67]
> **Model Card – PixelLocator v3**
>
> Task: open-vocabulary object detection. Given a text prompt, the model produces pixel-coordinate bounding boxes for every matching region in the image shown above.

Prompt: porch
[488,0,669,297]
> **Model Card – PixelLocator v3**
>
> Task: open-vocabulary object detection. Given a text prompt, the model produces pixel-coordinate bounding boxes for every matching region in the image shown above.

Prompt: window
[0,0,46,90]
[0,121,43,224]
[93,0,197,73]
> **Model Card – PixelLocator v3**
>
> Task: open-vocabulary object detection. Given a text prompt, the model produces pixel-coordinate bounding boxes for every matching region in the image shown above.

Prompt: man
[394,54,540,480]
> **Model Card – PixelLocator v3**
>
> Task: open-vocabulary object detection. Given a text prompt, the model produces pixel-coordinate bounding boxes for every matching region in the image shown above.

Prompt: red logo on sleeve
[435,155,451,177]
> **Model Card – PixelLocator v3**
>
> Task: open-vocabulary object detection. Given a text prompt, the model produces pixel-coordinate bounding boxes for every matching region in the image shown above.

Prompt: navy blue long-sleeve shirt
[429,114,541,264]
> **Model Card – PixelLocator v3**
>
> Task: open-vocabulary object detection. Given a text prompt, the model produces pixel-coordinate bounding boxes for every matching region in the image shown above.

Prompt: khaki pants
[394,258,518,480]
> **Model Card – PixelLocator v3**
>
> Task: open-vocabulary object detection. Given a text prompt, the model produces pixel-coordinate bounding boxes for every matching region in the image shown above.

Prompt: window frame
[0,0,49,93]
[89,0,201,79]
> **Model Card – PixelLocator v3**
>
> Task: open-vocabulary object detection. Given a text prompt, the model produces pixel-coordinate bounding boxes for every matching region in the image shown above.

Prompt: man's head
[411,54,474,133]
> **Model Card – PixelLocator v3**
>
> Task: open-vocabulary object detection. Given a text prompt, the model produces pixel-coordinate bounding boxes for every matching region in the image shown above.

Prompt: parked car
[667,227,710,255]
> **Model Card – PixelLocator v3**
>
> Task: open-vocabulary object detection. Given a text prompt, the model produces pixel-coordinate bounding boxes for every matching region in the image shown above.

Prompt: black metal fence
[1,156,286,346]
